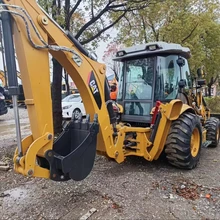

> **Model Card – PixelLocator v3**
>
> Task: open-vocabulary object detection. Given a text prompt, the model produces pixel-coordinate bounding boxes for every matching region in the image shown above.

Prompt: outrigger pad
[45,114,99,181]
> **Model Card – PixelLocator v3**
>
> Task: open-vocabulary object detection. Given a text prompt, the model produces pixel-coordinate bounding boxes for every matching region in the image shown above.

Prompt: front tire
[165,112,202,169]
[204,117,220,147]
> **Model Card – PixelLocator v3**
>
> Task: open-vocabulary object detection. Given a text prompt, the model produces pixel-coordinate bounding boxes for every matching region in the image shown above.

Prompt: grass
[204,96,220,114]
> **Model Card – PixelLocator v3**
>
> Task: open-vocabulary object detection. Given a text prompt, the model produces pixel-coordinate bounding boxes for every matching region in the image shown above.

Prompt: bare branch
[91,0,94,18]
[64,0,70,29]
[66,0,82,29]
[213,75,218,84]
[140,14,148,43]
[124,15,132,33]
[75,0,150,39]
[146,18,159,41]
[80,11,126,45]
[75,2,112,39]
[181,23,199,43]
[108,3,126,9]
[52,0,56,18]
[99,17,106,30]
[57,0,61,15]
[109,2,150,12]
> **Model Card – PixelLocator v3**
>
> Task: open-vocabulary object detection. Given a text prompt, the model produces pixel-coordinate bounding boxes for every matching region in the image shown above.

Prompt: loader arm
[0,0,184,181]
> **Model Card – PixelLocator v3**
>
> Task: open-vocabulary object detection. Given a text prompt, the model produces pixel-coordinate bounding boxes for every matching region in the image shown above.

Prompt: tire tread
[165,112,202,169]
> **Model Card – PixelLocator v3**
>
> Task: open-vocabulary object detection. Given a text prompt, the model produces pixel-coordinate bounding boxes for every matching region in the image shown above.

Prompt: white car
[62,94,86,119]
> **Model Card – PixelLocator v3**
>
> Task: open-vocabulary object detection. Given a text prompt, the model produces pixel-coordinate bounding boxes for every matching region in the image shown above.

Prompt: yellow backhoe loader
[0,0,219,182]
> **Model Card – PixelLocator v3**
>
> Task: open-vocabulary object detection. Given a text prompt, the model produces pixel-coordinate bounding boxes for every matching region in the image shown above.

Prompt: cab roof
[113,41,191,61]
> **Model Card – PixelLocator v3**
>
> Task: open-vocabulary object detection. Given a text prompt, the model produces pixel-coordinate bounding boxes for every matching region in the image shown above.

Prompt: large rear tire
[165,112,202,169]
[204,117,220,147]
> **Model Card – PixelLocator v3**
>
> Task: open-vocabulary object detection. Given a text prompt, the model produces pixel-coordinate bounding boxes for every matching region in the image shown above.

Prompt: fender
[180,104,195,115]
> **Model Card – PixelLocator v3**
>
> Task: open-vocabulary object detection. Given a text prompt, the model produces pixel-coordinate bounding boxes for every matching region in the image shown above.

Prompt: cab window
[124,57,154,100]
[180,57,191,88]
[155,55,180,101]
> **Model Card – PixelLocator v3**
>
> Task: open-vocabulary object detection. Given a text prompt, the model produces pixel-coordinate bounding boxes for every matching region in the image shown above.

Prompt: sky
[0,2,118,84]
[96,42,108,63]
[0,27,116,86]
[0,40,113,87]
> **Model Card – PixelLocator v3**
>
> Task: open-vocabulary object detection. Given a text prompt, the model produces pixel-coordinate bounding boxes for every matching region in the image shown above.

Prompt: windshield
[154,55,181,101]
[118,57,154,100]
[62,94,81,102]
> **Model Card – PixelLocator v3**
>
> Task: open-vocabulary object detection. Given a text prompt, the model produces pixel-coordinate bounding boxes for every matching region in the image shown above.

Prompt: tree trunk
[64,70,70,95]
[205,87,208,97]
[52,58,63,134]
[208,86,212,97]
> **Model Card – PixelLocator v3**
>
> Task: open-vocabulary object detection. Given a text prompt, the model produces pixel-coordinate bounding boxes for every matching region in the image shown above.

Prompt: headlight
[63,105,72,110]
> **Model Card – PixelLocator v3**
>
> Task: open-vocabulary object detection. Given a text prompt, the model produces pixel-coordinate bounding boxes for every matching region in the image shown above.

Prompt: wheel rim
[217,126,220,142]
[190,127,200,157]
[73,110,80,119]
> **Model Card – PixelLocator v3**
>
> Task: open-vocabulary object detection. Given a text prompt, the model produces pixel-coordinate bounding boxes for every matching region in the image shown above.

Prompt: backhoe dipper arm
[0,0,119,181]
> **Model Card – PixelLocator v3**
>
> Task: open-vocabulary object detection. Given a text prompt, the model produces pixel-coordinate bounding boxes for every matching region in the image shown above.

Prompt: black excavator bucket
[44,114,99,181]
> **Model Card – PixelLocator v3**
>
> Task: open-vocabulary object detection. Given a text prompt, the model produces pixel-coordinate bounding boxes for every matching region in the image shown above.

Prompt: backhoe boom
[0,0,119,180]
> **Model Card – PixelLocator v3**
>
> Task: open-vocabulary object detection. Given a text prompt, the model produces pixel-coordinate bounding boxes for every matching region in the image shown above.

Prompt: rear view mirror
[178,79,186,88]
[197,68,206,78]
[197,68,202,78]
[176,57,185,67]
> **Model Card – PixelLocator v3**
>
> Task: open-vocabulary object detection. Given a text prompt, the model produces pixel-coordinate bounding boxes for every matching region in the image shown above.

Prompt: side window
[180,57,191,88]
[117,63,124,100]
[155,55,180,101]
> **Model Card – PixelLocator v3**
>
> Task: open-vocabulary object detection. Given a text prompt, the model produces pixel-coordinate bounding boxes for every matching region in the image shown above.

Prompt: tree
[38,0,163,134]
[50,0,64,134]
[115,0,220,96]
[102,42,123,79]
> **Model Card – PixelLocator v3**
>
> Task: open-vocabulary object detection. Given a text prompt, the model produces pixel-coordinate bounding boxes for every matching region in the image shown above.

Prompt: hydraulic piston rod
[1,11,22,157]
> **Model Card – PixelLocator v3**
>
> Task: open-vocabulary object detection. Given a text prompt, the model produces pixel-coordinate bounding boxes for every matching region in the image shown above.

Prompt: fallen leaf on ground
[205,194,211,199]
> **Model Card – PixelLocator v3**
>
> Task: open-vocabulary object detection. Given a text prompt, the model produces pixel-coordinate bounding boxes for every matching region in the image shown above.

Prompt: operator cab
[113,42,192,125]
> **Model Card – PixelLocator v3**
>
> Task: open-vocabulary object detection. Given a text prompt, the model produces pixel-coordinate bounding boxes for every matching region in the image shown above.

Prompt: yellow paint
[190,127,200,157]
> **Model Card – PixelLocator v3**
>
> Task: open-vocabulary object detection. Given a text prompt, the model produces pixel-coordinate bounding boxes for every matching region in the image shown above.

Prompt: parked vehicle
[62,94,86,120]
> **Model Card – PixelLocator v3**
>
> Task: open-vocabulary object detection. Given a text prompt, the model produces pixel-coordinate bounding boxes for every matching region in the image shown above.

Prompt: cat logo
[90,80,98,94]
[88,71,102,109]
